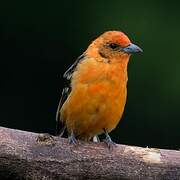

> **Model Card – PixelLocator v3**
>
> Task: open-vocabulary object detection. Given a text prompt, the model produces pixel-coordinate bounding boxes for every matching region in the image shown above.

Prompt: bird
[56,30,142,148]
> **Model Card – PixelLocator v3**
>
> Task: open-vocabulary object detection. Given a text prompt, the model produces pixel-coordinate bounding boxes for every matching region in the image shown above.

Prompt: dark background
[0,0,180,149]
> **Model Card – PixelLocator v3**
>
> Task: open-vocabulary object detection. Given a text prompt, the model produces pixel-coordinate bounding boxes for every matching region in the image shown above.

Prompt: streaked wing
[63,54,85,80]
[55,54,85,136]
[55,87,70,135]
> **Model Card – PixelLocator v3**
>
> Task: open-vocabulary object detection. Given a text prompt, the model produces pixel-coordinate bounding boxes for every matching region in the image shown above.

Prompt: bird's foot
[103,129,116,150]
[104,136,116,150]
[68,131,78,145]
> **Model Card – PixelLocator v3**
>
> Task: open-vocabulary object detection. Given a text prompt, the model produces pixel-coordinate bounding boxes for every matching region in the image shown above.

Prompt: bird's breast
[62,58,129,137]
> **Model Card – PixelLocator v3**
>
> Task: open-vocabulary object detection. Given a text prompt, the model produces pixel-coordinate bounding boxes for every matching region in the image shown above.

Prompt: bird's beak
[122,43,143,54]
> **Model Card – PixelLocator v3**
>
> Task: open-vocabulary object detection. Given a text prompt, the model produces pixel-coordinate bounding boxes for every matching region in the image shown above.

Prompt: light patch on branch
[143,151,161,164]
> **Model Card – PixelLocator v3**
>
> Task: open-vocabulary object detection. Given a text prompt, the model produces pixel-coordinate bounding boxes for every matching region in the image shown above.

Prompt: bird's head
[86,31,143,62]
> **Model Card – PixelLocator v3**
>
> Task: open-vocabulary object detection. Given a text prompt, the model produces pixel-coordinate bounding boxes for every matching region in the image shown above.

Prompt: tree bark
[0,126,180,180]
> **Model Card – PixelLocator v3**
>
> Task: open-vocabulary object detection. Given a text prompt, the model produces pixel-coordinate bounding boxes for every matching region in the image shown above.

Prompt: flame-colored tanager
[56,31,142,147]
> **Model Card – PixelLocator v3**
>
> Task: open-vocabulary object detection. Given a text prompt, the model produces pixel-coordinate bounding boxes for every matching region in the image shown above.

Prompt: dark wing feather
[63,54,85,80]
[55,87,70,136]
[55,54,85,136]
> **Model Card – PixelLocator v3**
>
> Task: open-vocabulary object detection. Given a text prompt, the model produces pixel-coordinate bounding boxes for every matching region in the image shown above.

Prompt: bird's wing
[63,54,85,80]
[55,87,70,136]
[55,54,85,136]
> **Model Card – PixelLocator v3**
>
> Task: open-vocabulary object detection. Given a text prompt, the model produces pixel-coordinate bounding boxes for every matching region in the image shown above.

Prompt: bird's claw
[103,129,116,150]
[104,136,116,150]
[68,131,78,145]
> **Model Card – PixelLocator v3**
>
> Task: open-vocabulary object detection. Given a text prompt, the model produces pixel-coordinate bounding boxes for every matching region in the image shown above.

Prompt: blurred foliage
[0,0,180,149]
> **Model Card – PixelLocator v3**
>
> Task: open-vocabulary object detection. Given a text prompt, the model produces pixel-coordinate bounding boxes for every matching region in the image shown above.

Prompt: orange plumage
[56,31,142,146]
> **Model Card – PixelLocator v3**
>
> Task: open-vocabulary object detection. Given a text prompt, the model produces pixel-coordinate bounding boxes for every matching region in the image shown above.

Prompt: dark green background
[0,0,180,149]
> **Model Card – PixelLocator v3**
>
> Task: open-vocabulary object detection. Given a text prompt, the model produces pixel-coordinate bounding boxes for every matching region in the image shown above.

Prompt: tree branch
[0,126,180,180]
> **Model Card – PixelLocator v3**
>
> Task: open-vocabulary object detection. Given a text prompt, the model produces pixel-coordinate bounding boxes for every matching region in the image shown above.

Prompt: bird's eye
[108,43,119,50]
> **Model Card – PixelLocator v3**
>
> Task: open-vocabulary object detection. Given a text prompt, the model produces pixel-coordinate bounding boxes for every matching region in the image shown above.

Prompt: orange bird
[56,31,142,147]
